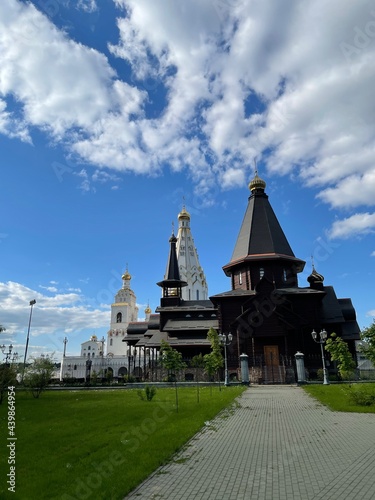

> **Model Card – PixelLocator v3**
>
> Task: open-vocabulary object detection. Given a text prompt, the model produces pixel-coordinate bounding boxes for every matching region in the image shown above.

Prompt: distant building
[58,208,210,381]
[59,269,144,381]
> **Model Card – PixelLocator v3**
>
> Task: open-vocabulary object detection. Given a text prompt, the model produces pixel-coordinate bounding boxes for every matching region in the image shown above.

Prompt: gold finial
[249,158,266,192]
[178,197,191,220]
[122,263,131,281]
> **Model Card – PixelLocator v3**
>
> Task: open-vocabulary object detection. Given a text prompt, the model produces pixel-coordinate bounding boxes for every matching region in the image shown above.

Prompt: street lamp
[311,328,330,385]
[22,299,36,381]
[1,344,18,365]
[218,332,233,386]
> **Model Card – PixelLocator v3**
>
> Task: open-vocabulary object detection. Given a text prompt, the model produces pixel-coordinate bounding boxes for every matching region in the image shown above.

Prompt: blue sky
[0,0,374,359]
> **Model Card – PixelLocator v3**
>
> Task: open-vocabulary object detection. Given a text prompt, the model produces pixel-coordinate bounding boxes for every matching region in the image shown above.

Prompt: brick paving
[124,386,375,500]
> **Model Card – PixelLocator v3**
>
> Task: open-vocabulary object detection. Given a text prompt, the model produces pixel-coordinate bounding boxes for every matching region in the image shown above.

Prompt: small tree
[23,355,55,398]
[204,328,224,391]
[0,363,17,405]
[159,340,186,412]
[191,353,205,403]
[359,320,375,366]
[325,333,356,380]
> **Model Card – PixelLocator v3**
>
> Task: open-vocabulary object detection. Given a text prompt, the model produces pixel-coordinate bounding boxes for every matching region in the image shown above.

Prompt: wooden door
[264,345,279,366]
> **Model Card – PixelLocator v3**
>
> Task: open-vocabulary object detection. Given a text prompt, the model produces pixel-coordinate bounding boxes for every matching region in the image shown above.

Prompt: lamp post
[311,328,330,385]
[1,344,18,365]
[218,332,233,386]
[22,299,36,382]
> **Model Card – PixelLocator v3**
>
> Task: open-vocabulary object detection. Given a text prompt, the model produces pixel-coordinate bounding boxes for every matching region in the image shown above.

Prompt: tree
[191,353,205,403]
[159,340,186,412]
[359,320,375,366]
[204,328,224,391]
[0,363,17,405]
[325,333,356,380]
[23,355,55,398]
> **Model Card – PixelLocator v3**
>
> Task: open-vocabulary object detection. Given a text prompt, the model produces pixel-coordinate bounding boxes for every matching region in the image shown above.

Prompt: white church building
[59,207,208,382]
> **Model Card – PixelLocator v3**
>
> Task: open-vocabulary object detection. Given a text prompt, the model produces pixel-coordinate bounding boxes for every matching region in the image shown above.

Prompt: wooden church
[210,172,360,381]
[125,172,360,382]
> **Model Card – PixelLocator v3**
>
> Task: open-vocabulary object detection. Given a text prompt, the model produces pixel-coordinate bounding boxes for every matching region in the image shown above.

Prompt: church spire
[223,172,305,290]
[176,205,208,301]
[157,230,187,306]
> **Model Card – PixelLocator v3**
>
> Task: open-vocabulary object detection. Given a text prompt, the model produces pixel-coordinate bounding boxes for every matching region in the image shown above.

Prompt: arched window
[110,338,113,346]
[196,290,200,300]
[116,312,122,323]
[259,267,264,278]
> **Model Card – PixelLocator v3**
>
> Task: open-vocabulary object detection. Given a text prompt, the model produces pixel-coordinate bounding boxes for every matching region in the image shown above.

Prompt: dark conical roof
[223,174,305,274]
[157,232,187,288]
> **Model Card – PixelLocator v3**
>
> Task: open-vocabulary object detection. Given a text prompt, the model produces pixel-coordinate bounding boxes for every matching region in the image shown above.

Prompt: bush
[345,385,375,406]
[23,355,55,398]
[137,385,157,401]
[123,375,135,383]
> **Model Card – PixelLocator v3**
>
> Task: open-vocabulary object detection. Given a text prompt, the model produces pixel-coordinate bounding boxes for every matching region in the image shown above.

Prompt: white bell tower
[107,266,138,355]
[176,207,208,301]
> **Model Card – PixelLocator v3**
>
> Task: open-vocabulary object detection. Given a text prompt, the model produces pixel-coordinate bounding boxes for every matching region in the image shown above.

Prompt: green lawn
[303,383,375,413]
[0,386,245,499]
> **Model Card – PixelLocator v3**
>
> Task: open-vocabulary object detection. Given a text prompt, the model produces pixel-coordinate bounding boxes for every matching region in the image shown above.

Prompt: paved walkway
[125,386,375,500]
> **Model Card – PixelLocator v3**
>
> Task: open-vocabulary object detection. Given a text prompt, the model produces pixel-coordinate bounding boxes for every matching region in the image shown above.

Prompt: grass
[303,383,375,413]
[0,386,245,499]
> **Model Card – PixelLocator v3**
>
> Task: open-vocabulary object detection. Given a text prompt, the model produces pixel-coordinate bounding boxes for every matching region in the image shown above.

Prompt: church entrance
[264,345,279,366]
[263,345,285,383]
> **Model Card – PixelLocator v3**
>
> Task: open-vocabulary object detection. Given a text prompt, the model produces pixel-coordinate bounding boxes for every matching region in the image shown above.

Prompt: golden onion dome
[122,269,131,281]
[249,171,266,192]
[145,305,152,314]
[307,267,324,285]
[178,206,191,220]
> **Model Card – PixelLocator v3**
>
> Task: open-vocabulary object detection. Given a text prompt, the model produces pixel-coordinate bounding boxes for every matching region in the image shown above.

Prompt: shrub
[137,385,157,401]
[23,355,55,398]
[345,385,375,406]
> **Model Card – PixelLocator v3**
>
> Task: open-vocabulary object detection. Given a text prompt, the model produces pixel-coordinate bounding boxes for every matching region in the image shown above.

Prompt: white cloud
[77,0,98,13]
[0,0,144,138]
[1,0,375,214]
[328,213,375,239]
[371,251,375,257]
[39,285,58,293]
[0,281,109,339]
[221,168,246,190]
